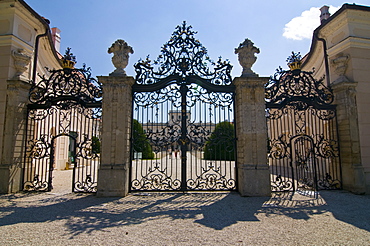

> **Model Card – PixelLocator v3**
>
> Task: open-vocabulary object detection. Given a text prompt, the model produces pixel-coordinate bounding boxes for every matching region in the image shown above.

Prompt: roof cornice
[17,0,60,63]
[302,3,370,67]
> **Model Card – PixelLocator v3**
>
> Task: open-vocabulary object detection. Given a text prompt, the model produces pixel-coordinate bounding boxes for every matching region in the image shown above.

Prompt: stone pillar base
[238,165,271,197]
[0,165,22,194]
[342,164,366,194]
[0,166,10,194]
[97,167,129,197]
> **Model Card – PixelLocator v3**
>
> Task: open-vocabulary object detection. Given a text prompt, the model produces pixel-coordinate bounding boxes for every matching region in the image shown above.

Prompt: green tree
[132,119,154,159]
[91,136,101,154]
[204,121,235,161]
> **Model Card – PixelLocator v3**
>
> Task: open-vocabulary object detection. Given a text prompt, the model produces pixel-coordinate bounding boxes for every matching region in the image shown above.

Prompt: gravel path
[0,171,369,245]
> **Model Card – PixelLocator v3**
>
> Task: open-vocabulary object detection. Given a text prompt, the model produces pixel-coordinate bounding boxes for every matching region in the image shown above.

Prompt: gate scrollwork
[131,22,236,192]
[266,52,341,192]
[24,48,102,193]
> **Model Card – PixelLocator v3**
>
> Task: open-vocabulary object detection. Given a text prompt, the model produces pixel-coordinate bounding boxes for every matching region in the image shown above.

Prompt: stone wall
[302,4,370,194]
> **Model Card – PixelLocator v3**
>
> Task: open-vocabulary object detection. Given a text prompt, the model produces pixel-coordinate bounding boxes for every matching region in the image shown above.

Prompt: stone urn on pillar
[108,39,134,76]
[12,48,31,80]
[235,38,260,77]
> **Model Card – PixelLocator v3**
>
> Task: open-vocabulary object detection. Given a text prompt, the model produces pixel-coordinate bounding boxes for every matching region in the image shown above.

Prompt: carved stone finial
[12,48,31,79]
[235,39,260,77]
[108,39,134,76]
[331,54,349,84]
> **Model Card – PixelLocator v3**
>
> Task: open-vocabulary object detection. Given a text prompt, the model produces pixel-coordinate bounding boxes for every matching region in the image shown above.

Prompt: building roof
[17,0,61,64]
[302,3,370,67]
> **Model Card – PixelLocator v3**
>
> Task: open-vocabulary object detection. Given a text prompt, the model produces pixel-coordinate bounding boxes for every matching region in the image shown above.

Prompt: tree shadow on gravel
[0,192,118,229]
[0,192,268,236]
[255,190,370,232]
[318,190,370,232]
[0,190,368,237]
[195,191,327,229]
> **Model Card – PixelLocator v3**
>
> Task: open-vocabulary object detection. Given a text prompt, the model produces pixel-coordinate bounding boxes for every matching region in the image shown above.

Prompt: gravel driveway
[0,171,369,245]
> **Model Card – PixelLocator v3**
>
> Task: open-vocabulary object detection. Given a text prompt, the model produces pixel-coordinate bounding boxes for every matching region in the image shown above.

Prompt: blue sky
[26,0,370,78]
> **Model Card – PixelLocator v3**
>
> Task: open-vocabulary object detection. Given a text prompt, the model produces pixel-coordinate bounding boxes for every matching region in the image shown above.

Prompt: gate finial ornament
[108,39,134,76]
[235,38,260,77]
[287,51,302,71]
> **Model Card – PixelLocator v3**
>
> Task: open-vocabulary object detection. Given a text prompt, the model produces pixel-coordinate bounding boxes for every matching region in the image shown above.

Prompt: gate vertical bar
[180,83,187,191]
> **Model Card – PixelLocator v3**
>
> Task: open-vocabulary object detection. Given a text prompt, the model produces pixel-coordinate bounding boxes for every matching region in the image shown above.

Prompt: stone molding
[331,79,357,93]
[233,76,268,88]
[99,163,128,170]
[7,79,32,96]
[238,164,269,170]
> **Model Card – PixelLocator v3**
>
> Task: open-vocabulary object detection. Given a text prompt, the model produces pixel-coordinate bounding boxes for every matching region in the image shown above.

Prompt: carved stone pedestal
[234,76,271,196]
[97,76,134,197]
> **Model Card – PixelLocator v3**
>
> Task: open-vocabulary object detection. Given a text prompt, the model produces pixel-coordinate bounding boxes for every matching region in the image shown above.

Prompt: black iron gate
[23,49,102,192]
[265,53,341,192]
[130,22,237,191]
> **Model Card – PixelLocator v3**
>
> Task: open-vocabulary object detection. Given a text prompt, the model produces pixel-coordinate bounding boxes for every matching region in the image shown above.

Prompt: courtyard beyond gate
[131,22,236,192]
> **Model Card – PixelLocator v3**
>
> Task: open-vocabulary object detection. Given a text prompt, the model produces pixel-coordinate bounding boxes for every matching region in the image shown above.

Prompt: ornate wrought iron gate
[23,50,102,192]
[130,22,237,191]
[265,53,341,192]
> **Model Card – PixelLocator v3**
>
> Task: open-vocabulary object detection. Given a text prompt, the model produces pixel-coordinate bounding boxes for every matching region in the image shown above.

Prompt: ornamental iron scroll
[131,22,236,192]
[29,48,102,108]
[24,48,101,193]
[265,52,334,108]
[134,21,233,87]
[266,52,341,192]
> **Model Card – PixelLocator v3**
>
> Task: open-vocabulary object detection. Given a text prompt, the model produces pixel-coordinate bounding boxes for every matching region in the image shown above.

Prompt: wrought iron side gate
[23,49,102,192]
[130,22,237,191]
[265,53,341,192]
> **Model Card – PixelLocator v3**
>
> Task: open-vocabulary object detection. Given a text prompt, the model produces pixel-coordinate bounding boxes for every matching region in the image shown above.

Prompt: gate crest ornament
[29,48,102,107]
[134,21,232,86]
[265,52,334,108]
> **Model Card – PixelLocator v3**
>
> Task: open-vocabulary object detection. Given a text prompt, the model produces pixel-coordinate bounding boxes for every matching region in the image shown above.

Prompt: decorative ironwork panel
[23,49,102,193]
[131,22,236,192]
[266,53,341,192]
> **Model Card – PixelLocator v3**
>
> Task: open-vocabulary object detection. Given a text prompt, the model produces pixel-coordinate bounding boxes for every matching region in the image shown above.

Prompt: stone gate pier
[234,76,271,196]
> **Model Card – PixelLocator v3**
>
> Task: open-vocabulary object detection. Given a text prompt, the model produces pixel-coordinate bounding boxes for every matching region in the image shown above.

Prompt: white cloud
[283,6,340,40]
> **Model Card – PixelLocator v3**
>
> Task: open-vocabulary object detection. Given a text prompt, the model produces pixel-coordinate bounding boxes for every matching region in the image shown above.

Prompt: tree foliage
[204,121,235,161]
[132,119,154,159]
[92,136,101,154]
